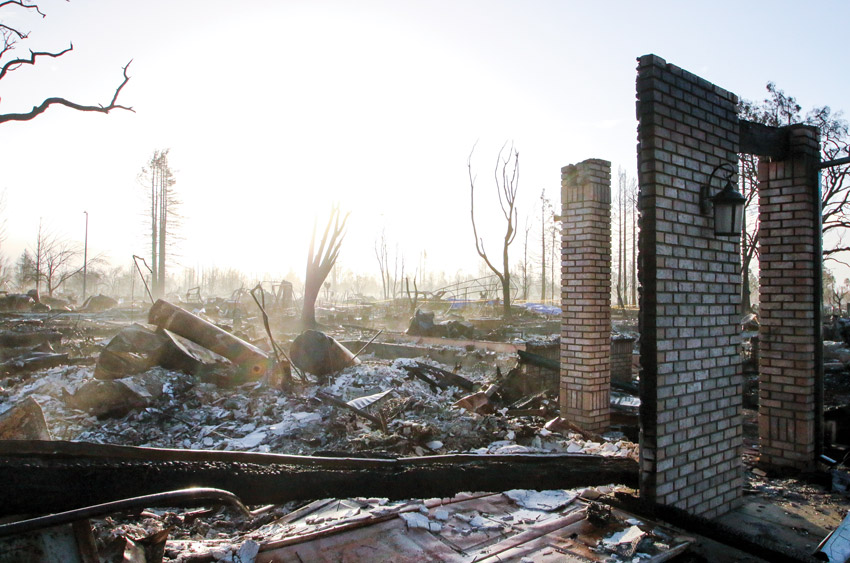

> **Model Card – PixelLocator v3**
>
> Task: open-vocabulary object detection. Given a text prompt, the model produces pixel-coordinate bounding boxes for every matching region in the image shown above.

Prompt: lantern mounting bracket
[700,163,736,216]
[699,162,747,237]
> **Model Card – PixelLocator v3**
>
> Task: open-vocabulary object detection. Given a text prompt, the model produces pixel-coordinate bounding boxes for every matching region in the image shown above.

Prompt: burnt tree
[302,206,349,328]
[469,142,519,319]
[138,150,178,299]
[31,220,79,297]
[0,1,132,125]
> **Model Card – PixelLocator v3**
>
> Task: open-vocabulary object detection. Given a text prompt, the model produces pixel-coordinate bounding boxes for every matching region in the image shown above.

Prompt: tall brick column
[758,125,822,470]
[560,159,611,433]
[636,55,743,518]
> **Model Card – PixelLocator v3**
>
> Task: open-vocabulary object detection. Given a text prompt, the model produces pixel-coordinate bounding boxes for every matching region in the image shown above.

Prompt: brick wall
[758,125,821,470]
[636,55,743,517]
[611,337,635,384]
[561,159,611,433]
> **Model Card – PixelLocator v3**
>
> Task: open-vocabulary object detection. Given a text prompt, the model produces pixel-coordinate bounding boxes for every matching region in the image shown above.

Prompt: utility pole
[82,211,88,302]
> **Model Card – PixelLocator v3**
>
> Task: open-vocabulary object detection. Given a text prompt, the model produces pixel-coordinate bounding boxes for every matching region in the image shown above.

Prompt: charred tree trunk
[541,190,546,302]
[631,196,637,306]
[157,167,167,298]
[150,167,158,298]
[501,269,511,319]
[148,299,270,379]
[302,206,349,329]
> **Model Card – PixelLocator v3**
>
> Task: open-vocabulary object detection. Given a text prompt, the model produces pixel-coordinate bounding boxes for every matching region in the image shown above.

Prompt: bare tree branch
[0,1,46,18]
[740,85,850,271]
[0,2,133,124]
[0,43,72,79]
[0,23,27,40]
[0,60,133,124]
[469,143,501,278]
[825,255,850,269]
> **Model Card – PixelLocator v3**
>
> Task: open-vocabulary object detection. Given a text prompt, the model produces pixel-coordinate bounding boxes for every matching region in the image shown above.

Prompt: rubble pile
[82,484,688,563]
[0,354,639,461]
[0,302,646,561]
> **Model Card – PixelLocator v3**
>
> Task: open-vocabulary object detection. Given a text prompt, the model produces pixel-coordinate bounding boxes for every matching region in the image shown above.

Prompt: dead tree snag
[469,142,519,319]
[302,205,349,328]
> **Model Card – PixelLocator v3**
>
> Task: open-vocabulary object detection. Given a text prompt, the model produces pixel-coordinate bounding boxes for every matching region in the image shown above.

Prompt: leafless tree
[539,189,549,301]
[520,217,531,300]
[31,221,79,297]
[139,149,179,298]
[831,276,850,315]
[102,265,129,296]
[737,149,760,315]
[405,275,419,314]
[811,106,850,259]
[469,142,519,319]
[549,214,558,304]
[0,1,132,124]
[630,177,638,306]
[199,266,245,297]
[738,83,850,312]
[375,229,392,300]
[0,190,9,288]
[303,205,349,328]
[612,168,638,308]
[374,228,405,301]
[15,248,35,289]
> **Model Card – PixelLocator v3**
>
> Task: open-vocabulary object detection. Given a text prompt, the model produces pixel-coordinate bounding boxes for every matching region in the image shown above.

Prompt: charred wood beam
[0,440,638,516]
[0,351,69,373]
[517,349,560,371]
[399,361,474,392]
[0,330,62,348]
[739,120,788,159]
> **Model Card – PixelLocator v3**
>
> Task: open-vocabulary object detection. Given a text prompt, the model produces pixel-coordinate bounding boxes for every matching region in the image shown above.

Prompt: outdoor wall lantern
[700,163,746,237]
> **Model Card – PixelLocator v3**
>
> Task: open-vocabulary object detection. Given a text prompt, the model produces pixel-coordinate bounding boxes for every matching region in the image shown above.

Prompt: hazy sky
[1,0,848,283]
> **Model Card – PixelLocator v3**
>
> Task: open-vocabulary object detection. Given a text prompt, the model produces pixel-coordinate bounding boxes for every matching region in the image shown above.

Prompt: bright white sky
[1,0,848,284]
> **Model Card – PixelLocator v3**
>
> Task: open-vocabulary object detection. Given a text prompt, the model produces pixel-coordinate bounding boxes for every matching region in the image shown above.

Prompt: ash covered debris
[0,297,645,562]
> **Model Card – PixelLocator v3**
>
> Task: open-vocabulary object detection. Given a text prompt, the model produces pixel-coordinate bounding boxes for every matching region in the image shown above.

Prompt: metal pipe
[0,488,250,538]
[819,156,850,169]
